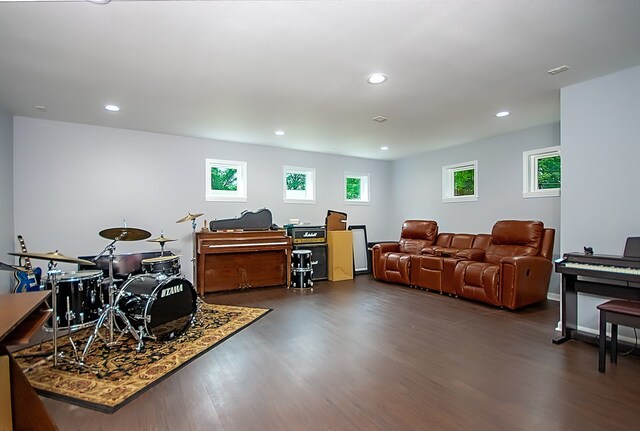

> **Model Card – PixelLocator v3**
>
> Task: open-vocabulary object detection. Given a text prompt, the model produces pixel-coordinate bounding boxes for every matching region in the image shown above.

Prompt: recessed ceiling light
[35,105,47,112]
[380,146,389,151]
[548,65,570,75]
[274,130,285,136]
[367,73,388,85]
[373,115,388,123]
[496,111,510,118]
[104,104,120,112]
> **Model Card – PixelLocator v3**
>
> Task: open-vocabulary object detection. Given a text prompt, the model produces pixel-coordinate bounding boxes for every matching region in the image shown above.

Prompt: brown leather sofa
[372,220,555,310]
[371,220,438,285]
[453,220,555,309]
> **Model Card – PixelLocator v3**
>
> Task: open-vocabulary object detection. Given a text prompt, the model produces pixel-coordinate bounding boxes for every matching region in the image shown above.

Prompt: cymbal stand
[191,218,197,288]
[47,262,62,366]
[81,239,143,361]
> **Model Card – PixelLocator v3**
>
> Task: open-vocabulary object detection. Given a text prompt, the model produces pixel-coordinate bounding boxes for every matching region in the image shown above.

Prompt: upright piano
[554,252,640,343]
[195,230,292,295]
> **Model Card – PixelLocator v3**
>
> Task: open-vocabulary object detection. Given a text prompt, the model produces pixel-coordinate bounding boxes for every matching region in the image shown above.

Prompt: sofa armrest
[455,248,485,261]
[499,256,553,309]
[371,243,400,279]
[372,243,400,254]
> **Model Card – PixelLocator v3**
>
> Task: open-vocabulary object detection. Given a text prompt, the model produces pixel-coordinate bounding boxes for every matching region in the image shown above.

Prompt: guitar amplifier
[286,225,327,244]
[293,244,327,280]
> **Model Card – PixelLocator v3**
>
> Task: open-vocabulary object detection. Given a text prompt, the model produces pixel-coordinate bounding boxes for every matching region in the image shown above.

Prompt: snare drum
[116,274,197,340]
[141,255,180,277]
[291,249,313,288]
[48,270,104,329]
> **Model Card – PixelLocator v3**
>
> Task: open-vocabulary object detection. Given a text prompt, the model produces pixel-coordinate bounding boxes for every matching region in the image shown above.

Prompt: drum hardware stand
[176,211,204,293]
[81,237,144,361]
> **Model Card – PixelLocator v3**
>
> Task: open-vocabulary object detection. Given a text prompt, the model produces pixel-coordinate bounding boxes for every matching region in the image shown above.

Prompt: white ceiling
[1,0,640,161]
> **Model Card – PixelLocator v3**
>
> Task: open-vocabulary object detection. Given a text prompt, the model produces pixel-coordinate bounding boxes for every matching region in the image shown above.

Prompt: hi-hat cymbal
[8,251,95,266]
[99,227,151,241]
[176,212,204,223]
[0,261,19,272]
[147,235,177,244]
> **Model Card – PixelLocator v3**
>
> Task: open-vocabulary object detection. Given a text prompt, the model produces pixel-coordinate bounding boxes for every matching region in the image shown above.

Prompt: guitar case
[209,208,274,231]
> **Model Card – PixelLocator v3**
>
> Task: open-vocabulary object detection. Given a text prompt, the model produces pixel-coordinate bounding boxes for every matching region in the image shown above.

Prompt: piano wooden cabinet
[195,230,292,295]
[554,252,640,344]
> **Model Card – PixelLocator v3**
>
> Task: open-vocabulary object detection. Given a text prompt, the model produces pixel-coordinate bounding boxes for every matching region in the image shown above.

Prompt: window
[344,172,370,204]
[442,160,478,203]
[205,158,247,202]
[523,146,561,198]
[283,166,316,203]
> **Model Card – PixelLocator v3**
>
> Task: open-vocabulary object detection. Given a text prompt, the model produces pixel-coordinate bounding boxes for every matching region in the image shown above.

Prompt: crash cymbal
[147,235,178,244]
[176,212,204,223]
[99,227,151,241]
[8,251,95,266]
[0,261,19,272]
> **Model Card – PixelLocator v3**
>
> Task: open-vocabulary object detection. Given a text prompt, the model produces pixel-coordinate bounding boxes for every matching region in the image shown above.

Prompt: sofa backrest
[450,234,475,249]
[539,228,555,261]
[485,220,545,264]
[398,220,438,254]
[471,234,492,250]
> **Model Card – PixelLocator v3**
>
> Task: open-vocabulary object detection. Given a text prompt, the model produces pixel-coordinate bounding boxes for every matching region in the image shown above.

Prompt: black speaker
[294,244,327,281]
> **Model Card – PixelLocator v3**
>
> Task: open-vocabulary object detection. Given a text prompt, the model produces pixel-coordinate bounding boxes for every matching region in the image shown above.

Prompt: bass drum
[116,274,197,341]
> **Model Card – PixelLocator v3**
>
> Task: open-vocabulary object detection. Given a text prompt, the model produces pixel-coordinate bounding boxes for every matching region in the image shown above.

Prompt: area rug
[14,302,270,413]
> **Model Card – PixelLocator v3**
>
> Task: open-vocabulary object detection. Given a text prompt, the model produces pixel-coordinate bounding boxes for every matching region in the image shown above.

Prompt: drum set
[7,220,201,371]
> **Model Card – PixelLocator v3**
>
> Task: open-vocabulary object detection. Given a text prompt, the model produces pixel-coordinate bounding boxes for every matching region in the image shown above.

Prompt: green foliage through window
[537,155,561,189]
[346,177,361,200]
[211,167,238,191]
[453,169,474,196]
[286,173,307,191]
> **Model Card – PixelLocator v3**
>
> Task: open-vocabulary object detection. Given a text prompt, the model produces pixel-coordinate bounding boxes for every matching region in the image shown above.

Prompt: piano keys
[554,252,640,344]
[195,230,292,295]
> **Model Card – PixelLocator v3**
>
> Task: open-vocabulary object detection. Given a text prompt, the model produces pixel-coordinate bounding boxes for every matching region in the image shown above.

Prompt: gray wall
[391,123,562,294]
[13,117,394,282]
[0,108,14,294]
[561,64,640,334]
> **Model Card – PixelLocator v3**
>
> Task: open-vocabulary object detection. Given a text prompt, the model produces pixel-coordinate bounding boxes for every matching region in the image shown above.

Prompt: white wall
[13,117,394,283]
[0,109,14,294]
[561,64,640,334]
[391,123,562,294]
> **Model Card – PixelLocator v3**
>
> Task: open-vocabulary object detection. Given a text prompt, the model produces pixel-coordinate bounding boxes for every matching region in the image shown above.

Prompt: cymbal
[8,251,95,266]
[99,227,151,241]
[147,235,177,244]
[176,212,204,223]
[0,261,19,272]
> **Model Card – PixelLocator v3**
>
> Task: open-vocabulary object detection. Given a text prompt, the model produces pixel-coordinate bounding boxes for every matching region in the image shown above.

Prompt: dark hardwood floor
[40,276,640,430]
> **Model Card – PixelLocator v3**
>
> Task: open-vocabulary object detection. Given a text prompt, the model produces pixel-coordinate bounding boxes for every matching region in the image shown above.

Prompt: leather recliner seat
[453,220,555,309]
[372,220,438,285]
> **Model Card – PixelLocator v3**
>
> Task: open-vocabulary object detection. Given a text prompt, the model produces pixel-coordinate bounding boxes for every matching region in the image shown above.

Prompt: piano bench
[597,300,640,373]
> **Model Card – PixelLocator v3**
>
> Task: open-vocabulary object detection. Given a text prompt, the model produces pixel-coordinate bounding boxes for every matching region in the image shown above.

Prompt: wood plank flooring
[38,276,640,430]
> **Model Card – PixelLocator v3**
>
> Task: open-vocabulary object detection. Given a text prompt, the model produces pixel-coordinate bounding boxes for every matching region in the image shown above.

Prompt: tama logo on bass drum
[161,283,184,298]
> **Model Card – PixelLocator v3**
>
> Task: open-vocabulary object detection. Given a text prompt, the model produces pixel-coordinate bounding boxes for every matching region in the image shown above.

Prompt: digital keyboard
[556,252,640,282]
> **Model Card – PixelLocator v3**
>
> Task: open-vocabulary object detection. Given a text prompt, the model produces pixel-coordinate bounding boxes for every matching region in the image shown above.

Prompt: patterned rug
[14,302,270,413]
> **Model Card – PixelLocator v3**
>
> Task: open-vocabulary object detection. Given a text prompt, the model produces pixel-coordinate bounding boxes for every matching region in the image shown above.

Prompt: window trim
[344,172,370,205]
[522,146,561,199]
[442,160,478,203]
[283,165,316,204]
[205,158,247,202]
